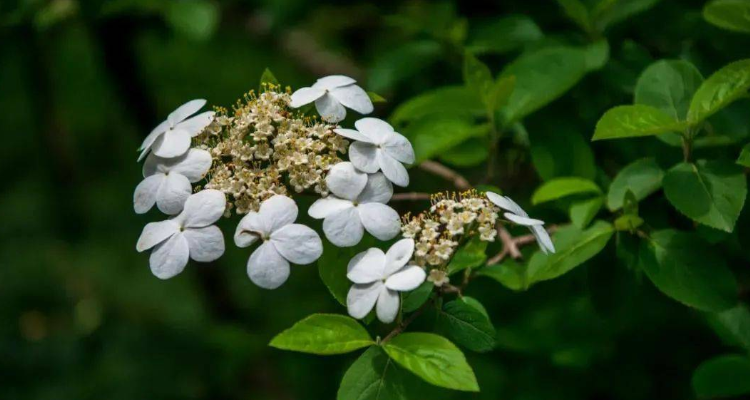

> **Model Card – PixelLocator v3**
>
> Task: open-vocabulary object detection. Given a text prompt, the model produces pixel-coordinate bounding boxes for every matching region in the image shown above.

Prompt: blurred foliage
[1,0,750,399]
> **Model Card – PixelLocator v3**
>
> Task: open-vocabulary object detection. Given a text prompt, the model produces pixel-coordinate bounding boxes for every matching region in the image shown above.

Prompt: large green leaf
[318,238,375,305]
[446,236,488,275]
[403,116,489,164]
[708,305,750,352]
[270,314,374,355]
[703,0,750,33]
[692,355,750,398]
[389,86,484,126]
[594,0,661,32]
[467,15,543,54]
[634,59,703,121]
[592,105,686,140]
[383,333,479,392]
[531,177,601,205]
[663,160,747,232]
[402,282,433,313]
[500,46,587,124]
[607,158,665,211]
[638,230,737,312]
[688,59,750,123]
[337,346,410,400]
[477,259,528,291]
[527,221,614,284]
[569,196,603,228]
[440,138,489,167]
[438,299,496,353]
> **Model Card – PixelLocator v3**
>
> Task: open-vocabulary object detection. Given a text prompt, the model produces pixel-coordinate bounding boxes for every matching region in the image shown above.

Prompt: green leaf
[570,196,603,228]
[390,86,484,126]
[383,333,479,392]
[592,105,687,141]
[165,0,219,41]
[688,59,750,123]
[584,39,610,71]
[438,299,496,353]
[463,52,493,100]
[737,143,750,167]
[460,296,489,319]
[638,230,737,312]
[704,0,750,33]
[337,346,410,400]
[663,160,747,232]
[527,221,614,284]
[439,138,489,167]
[367,41,442,92]
[485,75,516,113]
[556,0,592,33]
[477,259,528,291]
[607,158,665,211]
[404,116,489,164]
[532,177,601,205]
[402,282,433,313]
[614,214,644,231]
[634,59,704,121]
[318,237,376,305]
[446,237,488,275]
[259,68,278,89]
[594,0,660,31]
[500,46,587,125]
[269,314,374,355]
[708,305,750,352]
[367,91,387,103]
[692,355,750,398]
[466,15,543,54]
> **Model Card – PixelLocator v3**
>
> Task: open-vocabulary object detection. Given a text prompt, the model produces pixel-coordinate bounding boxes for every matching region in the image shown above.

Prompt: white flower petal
[167,99,206,126]
[486,192,526,216]
[270,224,323,265]
[149,233,190,280]
[326,162,367,200]
[333,128,374,143]
[139,120,170,151]
[531,225,556,254]
[323,207,365,247]
[357,172,393,204]
[358,203,400,241]
[376,150,409,187]
[347,282,382,319]
[504,212,545,226]
[385,265,426,291]
[247,241,290,289]
[384,238,415,274]
[178,190,226,228]
[156,172,192,215]
[349,142,380,173]
[136,220,179,252]
[259,195,298,233]
[290,87,325,108]
[151,129,192,159]
[383,132,415,164]
[346,248,386,284]
[169,149,213,182]
[313,75,356,90]
[234,212,264,248]
[133,174,164,214]
[315,94,346,123]
[376,286,400,323]
[330,84,373,114]
[355,118,394,144]
[184,225,225,262]
[175,111,215,136]
[308,197,354,219]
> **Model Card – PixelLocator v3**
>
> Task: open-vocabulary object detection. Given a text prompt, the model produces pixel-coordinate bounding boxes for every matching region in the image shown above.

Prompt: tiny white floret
[486,191,555,254]
[289,75,373,123]
[138,99,215,161]
[346,238,426,323]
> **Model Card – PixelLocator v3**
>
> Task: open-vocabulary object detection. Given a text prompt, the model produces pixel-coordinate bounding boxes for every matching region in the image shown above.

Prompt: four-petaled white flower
[136,190,226,279]
[290,75,373,123]
[235,195,323,289]
[334,118,414,187]
[138,99,215,161]
[309,162,400,247]
[486,192,555,254]
[134,149,213,215]
[347,239,426,323]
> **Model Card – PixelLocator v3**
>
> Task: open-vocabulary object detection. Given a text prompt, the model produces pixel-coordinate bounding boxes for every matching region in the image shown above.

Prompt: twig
[391,192,431,201]
[485,225,559,265]
[418,161,471,191]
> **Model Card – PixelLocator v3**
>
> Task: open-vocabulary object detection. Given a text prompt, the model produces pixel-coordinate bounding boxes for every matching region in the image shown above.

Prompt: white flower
[138,99,215,161]
[134,149,212,215]
[234,195,323,289]
[346,239,426,323]
[486,192,555,254]
[136,190,226,279]
[334,118,414,187]
[289,75,373,123]
[308,162,400,247]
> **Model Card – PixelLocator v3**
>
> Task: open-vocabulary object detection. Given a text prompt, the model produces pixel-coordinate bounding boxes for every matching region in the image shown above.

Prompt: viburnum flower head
[136,190,226,279]
[134,149,212,215]
[138,99,215,161]
[308,162,400,247]
[289,75,373,123]
[235,195,323,289]
[347,239,426,323]
[334,118,414,187]
[486,192,555,254]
